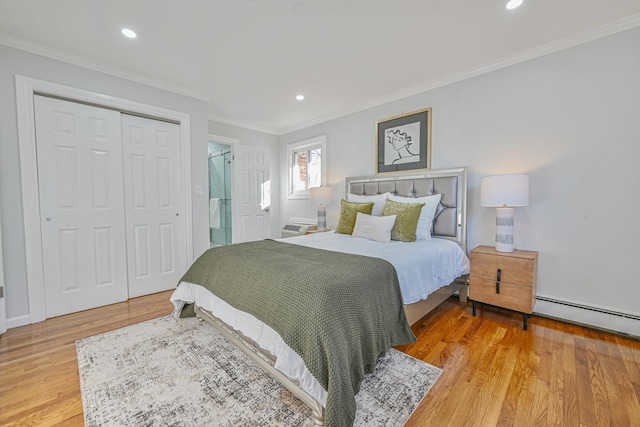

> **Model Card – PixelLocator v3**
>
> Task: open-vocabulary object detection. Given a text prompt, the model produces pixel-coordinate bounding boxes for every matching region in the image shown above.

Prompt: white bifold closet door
[121,114,186,298]
[34,96,186,318]
[35,95,129,317]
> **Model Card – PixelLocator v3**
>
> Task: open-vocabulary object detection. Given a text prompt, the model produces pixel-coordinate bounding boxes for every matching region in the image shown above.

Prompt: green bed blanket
[180,239,416,427]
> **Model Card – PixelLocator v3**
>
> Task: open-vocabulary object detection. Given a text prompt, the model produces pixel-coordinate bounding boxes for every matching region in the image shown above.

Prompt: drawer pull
[496,269,501,294]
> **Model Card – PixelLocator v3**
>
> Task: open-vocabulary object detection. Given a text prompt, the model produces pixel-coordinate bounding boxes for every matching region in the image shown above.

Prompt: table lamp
[480,174,529,252]
[309,187,333,232]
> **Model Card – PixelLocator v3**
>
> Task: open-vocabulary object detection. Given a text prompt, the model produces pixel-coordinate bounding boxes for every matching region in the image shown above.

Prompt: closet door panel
[122,114,186,297]
[34,95,128,317]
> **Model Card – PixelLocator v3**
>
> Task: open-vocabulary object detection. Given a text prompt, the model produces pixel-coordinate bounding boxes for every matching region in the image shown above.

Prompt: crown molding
[3,12,639,137]
[207,114,279,136]
[278,13,640,136]
[0,32,209,102]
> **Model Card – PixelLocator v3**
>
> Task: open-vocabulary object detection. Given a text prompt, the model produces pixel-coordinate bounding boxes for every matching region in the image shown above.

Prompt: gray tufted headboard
[345,167,468,251]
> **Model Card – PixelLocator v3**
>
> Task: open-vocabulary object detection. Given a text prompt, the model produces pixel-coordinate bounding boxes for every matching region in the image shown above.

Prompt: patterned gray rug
[76,316,441,426]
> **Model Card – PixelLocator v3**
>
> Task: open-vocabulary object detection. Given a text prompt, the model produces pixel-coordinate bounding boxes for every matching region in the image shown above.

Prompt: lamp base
[317,205,327,232]
[495,207,514,253]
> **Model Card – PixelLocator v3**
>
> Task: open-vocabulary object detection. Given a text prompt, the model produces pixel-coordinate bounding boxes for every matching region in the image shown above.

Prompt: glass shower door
[209,144,232,247]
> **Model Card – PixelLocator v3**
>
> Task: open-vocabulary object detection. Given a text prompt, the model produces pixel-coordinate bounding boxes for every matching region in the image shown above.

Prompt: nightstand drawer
[469,277,534,314]
[470,253,535,287]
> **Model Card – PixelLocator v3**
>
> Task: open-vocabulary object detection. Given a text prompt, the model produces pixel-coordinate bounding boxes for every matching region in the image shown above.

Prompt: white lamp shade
[481,174,529,207]
[309,186,333,206]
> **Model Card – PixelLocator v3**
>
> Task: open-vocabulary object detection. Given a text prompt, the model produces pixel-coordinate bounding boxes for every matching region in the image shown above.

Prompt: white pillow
[351,212,396,243]
[388,193,441,240]
[346,192,390,216]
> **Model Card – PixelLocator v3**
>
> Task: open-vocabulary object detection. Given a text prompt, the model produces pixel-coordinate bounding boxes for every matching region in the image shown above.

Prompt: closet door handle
[496,268,501,294]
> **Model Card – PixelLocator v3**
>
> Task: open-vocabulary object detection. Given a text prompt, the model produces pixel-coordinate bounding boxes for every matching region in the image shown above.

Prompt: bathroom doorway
[208,141,233,247]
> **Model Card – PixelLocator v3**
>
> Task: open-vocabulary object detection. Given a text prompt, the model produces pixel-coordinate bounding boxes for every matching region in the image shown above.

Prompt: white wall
[0,44,210,325]
[280,27,640,321]
[207,121,281,238]
[3,26,638,331]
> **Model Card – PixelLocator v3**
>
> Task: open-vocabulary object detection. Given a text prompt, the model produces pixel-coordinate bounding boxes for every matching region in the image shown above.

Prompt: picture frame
[376,107,432,174]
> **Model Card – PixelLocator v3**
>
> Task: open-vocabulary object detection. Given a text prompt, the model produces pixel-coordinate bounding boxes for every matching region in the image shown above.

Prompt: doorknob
[264,207,270,212]
[46,217,51,221]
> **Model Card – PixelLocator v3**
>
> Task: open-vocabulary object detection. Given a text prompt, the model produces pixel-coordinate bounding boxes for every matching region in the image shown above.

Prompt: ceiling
[1,1,640,135]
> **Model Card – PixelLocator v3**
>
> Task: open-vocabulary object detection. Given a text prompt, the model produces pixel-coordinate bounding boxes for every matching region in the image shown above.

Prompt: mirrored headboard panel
[345,167,467,251]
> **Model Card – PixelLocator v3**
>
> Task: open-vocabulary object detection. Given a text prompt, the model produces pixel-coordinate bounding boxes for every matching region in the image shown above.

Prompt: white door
[121,114,187,297]
[233,145,271,243]
[0,209,6,334]
[34,95,128,317]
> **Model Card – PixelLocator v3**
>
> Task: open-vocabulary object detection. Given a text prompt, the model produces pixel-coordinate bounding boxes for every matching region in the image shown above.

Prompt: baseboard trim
[7,314,31,329]
[534,296,640,339]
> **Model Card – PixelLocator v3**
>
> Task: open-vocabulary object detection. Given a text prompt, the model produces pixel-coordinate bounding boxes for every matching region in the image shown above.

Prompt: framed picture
[376,107,432,174]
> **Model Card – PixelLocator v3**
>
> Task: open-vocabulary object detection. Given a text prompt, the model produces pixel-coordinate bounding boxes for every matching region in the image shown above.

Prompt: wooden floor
[1,293,639,426]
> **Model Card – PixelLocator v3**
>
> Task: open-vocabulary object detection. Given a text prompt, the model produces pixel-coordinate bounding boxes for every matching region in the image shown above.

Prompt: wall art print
[376,107,432,174]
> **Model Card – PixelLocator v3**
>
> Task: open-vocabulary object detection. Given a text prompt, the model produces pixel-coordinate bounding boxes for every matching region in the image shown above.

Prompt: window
[287,135,327,199]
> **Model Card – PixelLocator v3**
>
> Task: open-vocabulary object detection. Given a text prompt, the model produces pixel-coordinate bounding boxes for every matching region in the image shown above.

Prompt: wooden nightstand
[469,245,538,330]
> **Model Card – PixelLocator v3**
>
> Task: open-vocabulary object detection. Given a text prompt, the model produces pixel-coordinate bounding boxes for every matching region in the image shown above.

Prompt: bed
[345,167,469,324]
[170,167,469,426]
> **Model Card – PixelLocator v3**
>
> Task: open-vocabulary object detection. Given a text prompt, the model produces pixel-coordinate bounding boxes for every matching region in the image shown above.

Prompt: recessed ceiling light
[506,0,523,9]
[296,94,305,101]
[121,28,137,39]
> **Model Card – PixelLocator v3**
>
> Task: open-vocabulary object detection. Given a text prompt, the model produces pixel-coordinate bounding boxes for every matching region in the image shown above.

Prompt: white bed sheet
[170,234,470,409]
[171,281,328,406]
[283,232,470,305]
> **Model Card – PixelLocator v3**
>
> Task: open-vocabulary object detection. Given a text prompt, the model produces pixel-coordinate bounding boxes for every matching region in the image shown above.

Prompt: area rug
[76,316,441,426]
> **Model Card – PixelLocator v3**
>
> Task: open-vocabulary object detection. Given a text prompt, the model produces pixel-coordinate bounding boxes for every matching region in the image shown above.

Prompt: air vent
[281,223,317,238]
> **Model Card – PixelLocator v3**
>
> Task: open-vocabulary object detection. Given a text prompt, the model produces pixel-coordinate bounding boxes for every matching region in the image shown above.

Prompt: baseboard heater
[535,295,640,338]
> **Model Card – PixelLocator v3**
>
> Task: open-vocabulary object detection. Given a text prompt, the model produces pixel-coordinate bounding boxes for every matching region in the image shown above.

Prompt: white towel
[210,198,221,229]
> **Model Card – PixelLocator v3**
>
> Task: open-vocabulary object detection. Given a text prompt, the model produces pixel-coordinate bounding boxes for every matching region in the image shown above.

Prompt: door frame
[16,75,194,324]
[0,208,6,334]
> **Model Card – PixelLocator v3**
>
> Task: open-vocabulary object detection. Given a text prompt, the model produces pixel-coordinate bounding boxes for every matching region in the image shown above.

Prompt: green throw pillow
[383,199,425,242]
[335,200,374,235]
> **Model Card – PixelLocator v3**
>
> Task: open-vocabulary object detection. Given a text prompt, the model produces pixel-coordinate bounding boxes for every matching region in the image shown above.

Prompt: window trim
[287,135,327,200]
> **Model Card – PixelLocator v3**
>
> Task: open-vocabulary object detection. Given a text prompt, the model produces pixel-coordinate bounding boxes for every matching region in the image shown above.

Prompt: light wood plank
[0,291,174,427]
[1,292,639,426]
